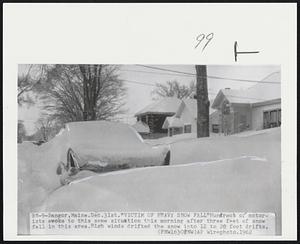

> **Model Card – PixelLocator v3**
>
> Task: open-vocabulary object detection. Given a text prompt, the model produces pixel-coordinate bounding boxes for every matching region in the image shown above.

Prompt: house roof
[177,99,217,118]
[134,97,182,117]
[252,98,281,108]
[131,121,150,133]
[162,116,184,129]
[182,99,197,117]
[212,72,281,108]
[162,99,219,129]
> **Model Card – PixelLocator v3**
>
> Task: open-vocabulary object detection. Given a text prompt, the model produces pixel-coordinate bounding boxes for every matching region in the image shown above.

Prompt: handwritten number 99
[195,33,214,51]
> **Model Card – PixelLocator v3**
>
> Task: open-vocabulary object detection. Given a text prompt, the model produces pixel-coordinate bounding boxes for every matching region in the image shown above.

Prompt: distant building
[162,99,220,136]
[134,97,182,138]
[211,72,281,134]
[161,72,281,136]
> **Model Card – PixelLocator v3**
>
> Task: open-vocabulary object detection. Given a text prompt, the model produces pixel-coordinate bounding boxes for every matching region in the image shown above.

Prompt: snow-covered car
[54,121,170,184]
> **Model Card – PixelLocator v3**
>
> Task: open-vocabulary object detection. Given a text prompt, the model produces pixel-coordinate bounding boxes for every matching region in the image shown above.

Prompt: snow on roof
[212,72,281,108]
[220,88,261,104]
[162,116,184,129]
[246,72,281,102]
[182,99,197,117]
[179,99,217,118]
[131,121,150,133]
[135,97,182,116]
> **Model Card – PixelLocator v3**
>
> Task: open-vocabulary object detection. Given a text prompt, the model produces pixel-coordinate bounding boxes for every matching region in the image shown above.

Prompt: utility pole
[195,65,210,138]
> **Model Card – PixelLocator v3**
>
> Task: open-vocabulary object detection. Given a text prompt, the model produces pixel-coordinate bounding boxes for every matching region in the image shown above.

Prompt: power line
[136,64,196,77]
[121,78,266,101]
[121,69,194,78]
[19,77,268,108]
[136,65,281,84]
[121,79,156,87]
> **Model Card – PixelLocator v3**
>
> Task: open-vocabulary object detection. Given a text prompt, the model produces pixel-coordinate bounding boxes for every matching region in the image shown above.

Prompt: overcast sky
[19,65,280,134]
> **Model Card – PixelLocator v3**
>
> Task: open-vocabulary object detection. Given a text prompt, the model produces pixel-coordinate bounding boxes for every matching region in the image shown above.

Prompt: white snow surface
[131,121,150,133]
[67,121,168,167]
[162,116,184,129]
[134,97,182,116]
[18,127,281,235]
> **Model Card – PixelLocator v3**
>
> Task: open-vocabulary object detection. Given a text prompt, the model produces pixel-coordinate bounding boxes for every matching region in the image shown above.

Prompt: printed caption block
[30,212,276,236]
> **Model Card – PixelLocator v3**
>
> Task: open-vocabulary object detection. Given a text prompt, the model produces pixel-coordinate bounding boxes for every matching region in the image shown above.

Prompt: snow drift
[18,127,281,235]
[39,154,281,234]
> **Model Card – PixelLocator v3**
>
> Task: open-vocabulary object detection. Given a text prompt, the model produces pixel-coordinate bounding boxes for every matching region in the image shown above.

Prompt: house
[161,72,281,136]
[162,98,220,136]
[211,72,281,134]
[210,110,221,133]
[134,97,182,138]
[131,121,150,139]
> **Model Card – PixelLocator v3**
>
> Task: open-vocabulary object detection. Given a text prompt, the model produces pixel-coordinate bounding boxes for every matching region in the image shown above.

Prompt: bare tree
[79,64,113,120]
[151,80,196,99]
[195,65,209,138]
[35,117,55,141]
[18,64,50,106]
[40,64,126,124]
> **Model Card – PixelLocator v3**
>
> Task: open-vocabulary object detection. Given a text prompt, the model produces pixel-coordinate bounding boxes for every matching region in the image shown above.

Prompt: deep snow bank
[170,127,280,165]
[18,135,67,234]
[40,153,281,234]
[18,121,169,233]
[18,127,281,235]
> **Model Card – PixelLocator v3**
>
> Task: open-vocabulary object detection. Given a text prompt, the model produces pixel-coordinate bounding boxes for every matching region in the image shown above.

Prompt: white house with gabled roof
[162,72,281,136]
[134,97,182,136]
[162,98,219,136]
[211,72,281,134]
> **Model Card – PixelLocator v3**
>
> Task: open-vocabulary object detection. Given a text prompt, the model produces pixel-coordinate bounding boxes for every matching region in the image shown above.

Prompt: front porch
[137,113,174,134]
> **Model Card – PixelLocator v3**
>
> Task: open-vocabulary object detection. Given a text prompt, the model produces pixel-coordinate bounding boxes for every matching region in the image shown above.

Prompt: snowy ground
[18,127,281,235]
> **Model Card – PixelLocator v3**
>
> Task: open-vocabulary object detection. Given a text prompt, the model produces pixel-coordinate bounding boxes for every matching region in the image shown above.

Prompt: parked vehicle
[54,121,170,184]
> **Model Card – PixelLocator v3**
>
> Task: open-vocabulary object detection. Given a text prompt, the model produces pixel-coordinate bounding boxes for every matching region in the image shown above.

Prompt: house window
[263,109,281,129]
[212,124,219,133]
[184,124,192,133]
[263,111,270,128]
[173,127,183,135]
[270,110,277,123]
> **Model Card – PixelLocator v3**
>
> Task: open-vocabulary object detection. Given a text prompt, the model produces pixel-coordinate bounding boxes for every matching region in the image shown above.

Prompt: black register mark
[234,41,260,62]
[195,34,260,62]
